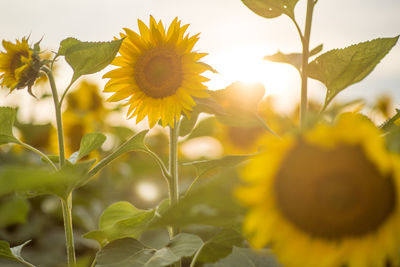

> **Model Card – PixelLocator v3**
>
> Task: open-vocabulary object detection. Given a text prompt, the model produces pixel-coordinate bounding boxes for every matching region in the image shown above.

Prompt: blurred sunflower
[103,16,210,128]
[50,81,109,157]
[237,113,400,267]
[0,37,42,94]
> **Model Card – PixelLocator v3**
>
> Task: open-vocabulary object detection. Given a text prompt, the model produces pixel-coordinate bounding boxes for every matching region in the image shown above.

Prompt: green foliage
[184,155,251,177]
[69,132,106,164]
[84,201,155,247]
[0,240,35,267]
[94,234,203,267]
[179,111,200,137]
[308,36,399,108]
[241,0,299,19]
[380,109,400,132]
[0,107,19,145]
[198,228,244,263]
[264,44,323,71]
[0,195,29,228]
[88,130,149,177]
[204,247,280,267]
[60,38,123,83]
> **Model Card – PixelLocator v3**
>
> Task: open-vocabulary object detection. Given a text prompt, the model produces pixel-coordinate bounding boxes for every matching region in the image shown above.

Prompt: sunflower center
[135,47,183,98]
[274,141,396,240]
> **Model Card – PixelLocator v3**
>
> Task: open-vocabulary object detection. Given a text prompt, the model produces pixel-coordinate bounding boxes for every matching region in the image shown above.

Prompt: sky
[1,0,399,121]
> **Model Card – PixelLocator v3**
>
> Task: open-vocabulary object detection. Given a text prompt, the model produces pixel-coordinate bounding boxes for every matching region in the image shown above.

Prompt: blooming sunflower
[103,16,210,128]
[0,37,42,94]
[237,113,400,267]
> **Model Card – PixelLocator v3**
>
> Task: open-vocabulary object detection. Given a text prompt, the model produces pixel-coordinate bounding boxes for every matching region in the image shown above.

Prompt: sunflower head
[237,113,400,267]
[103,16,211,128]
[0,37,43,95]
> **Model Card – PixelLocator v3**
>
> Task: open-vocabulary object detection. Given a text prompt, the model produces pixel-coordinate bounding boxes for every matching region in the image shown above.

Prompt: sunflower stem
[168,119,181,267]
[300,0,315,130]
[43,67,66,168]
[61,194,76,267]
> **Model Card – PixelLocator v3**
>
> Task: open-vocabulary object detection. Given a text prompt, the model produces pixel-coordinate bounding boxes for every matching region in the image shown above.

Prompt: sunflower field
[1,0,400,266]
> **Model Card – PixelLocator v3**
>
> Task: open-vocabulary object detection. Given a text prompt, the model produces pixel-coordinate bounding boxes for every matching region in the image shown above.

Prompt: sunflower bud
[0,37,44,96]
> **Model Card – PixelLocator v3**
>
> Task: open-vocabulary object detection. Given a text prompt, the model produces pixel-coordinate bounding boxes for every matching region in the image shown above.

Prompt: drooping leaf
[204,247,280,267]
[198,228,244,263]
[0,240,36,267]
[183,155,251,177]
[63,38,123,82]
[83,201,155,247]
[179,111,200,137]
[0,196,29,228]
[95,234,203,267]
[187,117,217,140]
[263,44,323,71]
[308,36,399,108]
[241,0,299,19]
[88,130,149,177]
[0,107,19,145]
[70,132,106,163]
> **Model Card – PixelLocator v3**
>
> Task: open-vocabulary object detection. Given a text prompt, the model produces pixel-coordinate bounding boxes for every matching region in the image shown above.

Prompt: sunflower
[103,16,210,128]
[237,113,400,267]
[0,37,42,93]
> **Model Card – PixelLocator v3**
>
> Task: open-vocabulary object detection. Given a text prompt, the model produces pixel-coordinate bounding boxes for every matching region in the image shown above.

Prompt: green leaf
[184,155,251,177]
[63,38,123,82]
[0,240,36,267]
[179,111,200,137]
[88,130,149,177]
[95,234,203,267]
[380,109,400,132]
[57,37,81,56]
[0,196,29,228]
[198,229,244,263]
[241,0,299,19]
[84,201,155,247]
[263,44,323,71]
[151,172,245,228]
[0,166,71,197]
[187,117,217,140]
[72,132,106,163]
[308,36,399,108]
[204,247,280,267]
[0,107,19,145]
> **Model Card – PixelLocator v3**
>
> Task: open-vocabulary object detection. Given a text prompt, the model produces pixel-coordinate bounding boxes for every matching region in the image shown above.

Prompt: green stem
[300,0,315,130]
[61,194,76,267]
[42,67,66,167]
[189,244,205,267]
[169,119,181,267]
[59,80,74,108]
[18,142,58,171]
[142,149,171,180]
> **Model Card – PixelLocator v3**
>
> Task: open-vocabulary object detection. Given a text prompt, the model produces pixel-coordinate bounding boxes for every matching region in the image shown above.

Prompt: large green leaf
[184,155,251,177]
[0,107,19,145]
[308,36,399,108]
[62,38,123,82]
[69,132,106,163]
[88,130,149,177]
[204,247,280,267]
[0,240,36,267]
[179,111,200,137]
[241,0,299,19]
[84,201,155,247]
[198,228,244,263]
[95,234,203,267]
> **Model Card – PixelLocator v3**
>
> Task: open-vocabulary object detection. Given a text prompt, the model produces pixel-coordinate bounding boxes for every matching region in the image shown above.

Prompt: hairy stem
[61,194,76,267]
[169,119,181,267]
[300,0,315,129]
[42,67,66,167]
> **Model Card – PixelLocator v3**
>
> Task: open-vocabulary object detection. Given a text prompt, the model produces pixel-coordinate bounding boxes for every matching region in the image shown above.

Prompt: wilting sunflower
[0,37,42,94]
[237,113,400,267]
[103,16,210,128]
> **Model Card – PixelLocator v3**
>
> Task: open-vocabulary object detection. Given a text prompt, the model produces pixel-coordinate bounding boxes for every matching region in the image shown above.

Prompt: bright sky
[1,0,399,118]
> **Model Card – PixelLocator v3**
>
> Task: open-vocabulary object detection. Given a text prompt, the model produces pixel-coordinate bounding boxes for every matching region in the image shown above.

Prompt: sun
[203,44,299,108]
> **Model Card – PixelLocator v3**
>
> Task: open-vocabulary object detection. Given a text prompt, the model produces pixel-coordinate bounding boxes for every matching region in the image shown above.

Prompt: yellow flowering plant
[0,2,399,267]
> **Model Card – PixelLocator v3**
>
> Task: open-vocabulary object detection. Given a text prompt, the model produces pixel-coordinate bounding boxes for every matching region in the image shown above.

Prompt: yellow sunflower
[103,16,210,128]
[237,113,400,267]
[0,37,41,93]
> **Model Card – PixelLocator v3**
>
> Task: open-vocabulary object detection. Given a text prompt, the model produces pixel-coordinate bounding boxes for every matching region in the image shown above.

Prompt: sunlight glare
[136,182,159,202]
